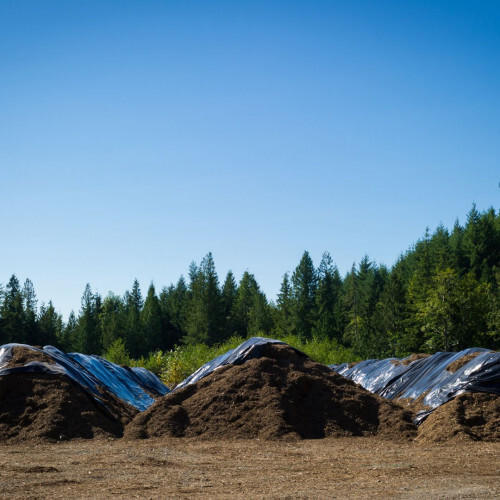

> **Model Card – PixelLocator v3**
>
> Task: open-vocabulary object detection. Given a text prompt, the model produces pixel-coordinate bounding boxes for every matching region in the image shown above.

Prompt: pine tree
[410,228,433,300]
[247,290,273,336]
[375,256,414,356]
[342,257,384,357]
[22,278,39,345]
[313,252,342,341]
[75,284,102,354]
[173,276,189,334]
[406,229,434,349]
[342,263,363,352]
[291,251,318,339]
[233,271,260,338]
[221,271,238,340]
[462,204,499,283]
[184,253,223,345]
[429,224,453,271]
[201,253,223,345]
[274,273,294,337]
[366,265,392,357]
[478,207,500,283]
[184,261,207,344]
[141,283,163,353]
[100,293,126,352]
[62,310,78,352]
[188,261,198,288]
[38,301,62,347]
[449,219,468,272]
[357,255,378,317]
[0,275,24,344]
[124,279,144,357]
[159,276,188,349]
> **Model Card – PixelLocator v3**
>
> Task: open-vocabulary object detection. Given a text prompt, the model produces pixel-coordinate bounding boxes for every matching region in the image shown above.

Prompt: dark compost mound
[446,352,482,373]
[391,353,430,366]
[6,345,56,367]
[0,347,138,442]
[126,344,417,440]
[417,392,500,443]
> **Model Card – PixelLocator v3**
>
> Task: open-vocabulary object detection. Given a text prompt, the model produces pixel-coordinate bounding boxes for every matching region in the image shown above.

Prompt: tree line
[1,204,498,358]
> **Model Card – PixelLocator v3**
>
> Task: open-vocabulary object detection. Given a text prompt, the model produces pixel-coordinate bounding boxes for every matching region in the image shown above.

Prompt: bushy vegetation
[1,204,499,365]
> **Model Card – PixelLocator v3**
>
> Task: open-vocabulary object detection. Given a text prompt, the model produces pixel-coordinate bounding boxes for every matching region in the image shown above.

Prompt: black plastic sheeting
[330,347,500,423]
[131,366,170,396]
[0,343,169,411]
[174,336,305,391]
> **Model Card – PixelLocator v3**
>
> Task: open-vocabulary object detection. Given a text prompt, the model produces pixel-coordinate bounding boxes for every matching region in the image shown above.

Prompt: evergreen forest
[1,204,499,363]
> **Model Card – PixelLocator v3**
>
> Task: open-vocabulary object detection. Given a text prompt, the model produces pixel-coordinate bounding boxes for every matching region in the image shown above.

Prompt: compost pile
[4,346,56,367]
[391,353,430,366]
[0,346,137,442]
[1,342,497,444]
[417,392,500,442]
[446,352,481,373]
[126,344,417,440]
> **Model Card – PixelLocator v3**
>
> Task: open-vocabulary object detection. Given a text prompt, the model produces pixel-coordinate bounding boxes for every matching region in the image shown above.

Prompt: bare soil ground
[0,437,498,499]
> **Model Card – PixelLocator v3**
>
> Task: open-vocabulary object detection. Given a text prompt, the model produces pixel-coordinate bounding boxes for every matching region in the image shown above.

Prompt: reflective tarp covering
[174,337,302,391]
[131,366,171,396]
[69,352,169,410]
[0,343,169,411]
[330,348,500,423]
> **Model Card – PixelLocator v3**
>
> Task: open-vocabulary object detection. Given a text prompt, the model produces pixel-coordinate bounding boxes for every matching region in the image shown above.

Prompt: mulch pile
[416,392,500,442]
[395,392,432,415]
[2,345,56,367]
[0,347,137,442]
[125,344,417,440]
[446,352,482,373]
[1,345,497,443]
[391,353,430,366]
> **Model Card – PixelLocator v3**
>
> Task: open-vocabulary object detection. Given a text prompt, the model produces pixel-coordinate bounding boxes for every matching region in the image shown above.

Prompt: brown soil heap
[391,353,430,366]
[126,344,417,440]
[446,352,483,373]
[0,347,138,442]
[2,345,56,367]
[396,392,432,415]
[417,392,500,443]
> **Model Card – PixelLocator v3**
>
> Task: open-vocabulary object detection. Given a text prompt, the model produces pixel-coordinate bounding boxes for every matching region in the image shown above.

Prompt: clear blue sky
[1,0,499,319]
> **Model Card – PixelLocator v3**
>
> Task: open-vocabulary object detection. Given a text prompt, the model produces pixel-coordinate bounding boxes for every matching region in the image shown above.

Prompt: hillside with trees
[1,204,498,359]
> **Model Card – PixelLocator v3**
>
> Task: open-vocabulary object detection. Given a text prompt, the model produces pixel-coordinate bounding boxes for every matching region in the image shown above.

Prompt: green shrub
[132,350,168,375]
[102,338,130,366]
[270,333,360,365]
[160,336,246,387]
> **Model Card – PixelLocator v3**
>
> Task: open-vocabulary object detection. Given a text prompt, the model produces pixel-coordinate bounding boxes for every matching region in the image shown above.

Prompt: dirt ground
[0,437,498,499]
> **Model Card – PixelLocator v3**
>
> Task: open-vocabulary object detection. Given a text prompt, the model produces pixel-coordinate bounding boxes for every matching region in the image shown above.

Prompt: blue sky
[1,0,499,319]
